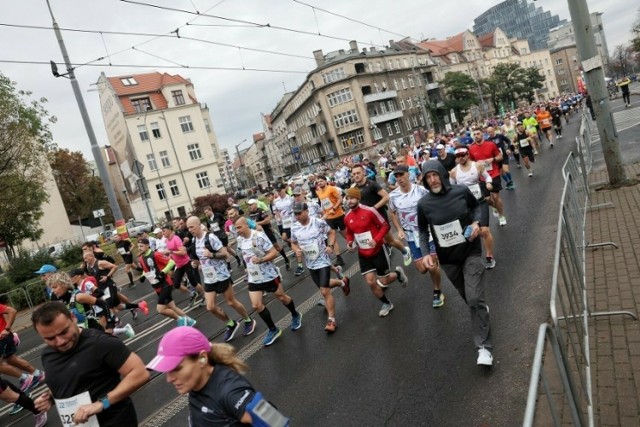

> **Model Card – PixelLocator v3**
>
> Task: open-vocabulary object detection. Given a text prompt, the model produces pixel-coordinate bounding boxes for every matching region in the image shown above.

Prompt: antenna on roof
[282,81,287,93]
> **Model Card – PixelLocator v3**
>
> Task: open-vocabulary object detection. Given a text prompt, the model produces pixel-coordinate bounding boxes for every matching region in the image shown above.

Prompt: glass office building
[473,0,566,51]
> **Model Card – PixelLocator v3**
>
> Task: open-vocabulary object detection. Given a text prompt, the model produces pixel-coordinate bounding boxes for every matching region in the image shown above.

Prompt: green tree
[0,72,56,258]
[631,9,640,54]
[48,148,111,223]
[440,71,478,123]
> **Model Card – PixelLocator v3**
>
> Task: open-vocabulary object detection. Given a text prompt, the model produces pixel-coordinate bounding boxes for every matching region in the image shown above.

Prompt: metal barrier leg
[586,242,618,250]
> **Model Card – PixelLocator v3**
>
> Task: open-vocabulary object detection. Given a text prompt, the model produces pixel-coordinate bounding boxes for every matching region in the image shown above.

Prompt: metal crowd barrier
[523,114,638,426]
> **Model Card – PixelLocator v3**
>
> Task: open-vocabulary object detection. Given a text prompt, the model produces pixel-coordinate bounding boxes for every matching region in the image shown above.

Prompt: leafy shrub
[56,241,85,267]
[8,248,55,284]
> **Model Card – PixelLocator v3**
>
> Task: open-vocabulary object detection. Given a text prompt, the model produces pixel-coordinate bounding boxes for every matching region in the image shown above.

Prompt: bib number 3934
[55,391,100,427]
[434,220,465,248]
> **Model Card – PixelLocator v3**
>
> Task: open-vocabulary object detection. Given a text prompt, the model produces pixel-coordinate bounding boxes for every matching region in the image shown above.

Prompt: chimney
[338,49,345,55]
[313,49,325,66]
[370,47,376,52]
[362,47,368,53]
[349,40,358,53]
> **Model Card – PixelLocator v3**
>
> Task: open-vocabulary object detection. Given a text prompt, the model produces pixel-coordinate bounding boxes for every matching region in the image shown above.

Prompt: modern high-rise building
[473,0,566,52]
[97,72,225,223]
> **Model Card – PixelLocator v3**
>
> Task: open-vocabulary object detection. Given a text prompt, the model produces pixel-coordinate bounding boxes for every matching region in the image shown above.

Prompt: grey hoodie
[417,160,482,263]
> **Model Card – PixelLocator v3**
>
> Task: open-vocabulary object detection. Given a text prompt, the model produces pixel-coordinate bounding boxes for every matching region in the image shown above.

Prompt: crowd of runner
[0,96,584,426]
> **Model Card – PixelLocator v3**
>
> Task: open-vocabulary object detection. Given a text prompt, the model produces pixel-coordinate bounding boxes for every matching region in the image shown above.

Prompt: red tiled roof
[417,32,465,56]
[478,32,496,48]
[253,132,265,143]
[107,72,195,114]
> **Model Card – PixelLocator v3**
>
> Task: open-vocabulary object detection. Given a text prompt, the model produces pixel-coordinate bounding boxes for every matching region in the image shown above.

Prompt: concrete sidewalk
[587,162,640,426]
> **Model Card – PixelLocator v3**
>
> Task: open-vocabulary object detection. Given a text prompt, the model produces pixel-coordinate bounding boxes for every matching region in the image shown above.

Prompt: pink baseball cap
[146,327,211,372]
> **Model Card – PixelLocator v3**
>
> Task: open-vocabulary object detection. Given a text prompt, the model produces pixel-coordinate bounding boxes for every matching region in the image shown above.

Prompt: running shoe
[285,262,291,271]
[9,401,25,415]
[402,247,412,266]
[176,316,188,326]
[528,171,534,177]
[324,319,337,333]
[243,319,257,336]
[294,265,305,276]
[138,300,149,316]
[342,277,351,296]
[123,323,135,339]
[491,207,499,218]
[378,302,394,317]
[130,309,138,320]
[506,182,515,191]
[477,346,493,366]
[550,142,554,148]
[516,163,522,169]
[290,312,303,331]
[485,257,496,269]
[223,321,240,342]
[334,255,345,266]
[128,282,136,289]
[432,292,445,308]
[395,266,408,287]
[19,375,36,393]
[188,291,197,307]
[263,328,282,346]
[499,216,507,227]
[335,265,344,279]
[533,149,539,155]
[34,411,48,427]
[186,317,197,327]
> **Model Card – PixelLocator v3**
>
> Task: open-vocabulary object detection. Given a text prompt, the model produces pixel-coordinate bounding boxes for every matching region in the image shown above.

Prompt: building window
[179,116,194,133]
[419,115,425,126]
[555,58,563,65]
[159,150,171,168]
[380,102,387,114]
[168,179,180,197]
[203,119,212,133]
[196,171,210,189]
[388,60,394,70]
[403,58,408,68]
[406,97,413,108]
[401,78,407,89]
[150,122,161,138]
[187,143,202,160]
[408,76,415,88]
[172,90,185,106]
[393,79,399,90]
[177,206,187,218]
[137,124,149,141]
[333,109,359,128]
[327,88,353,107]
[322,67,346,84]
[147,154,157,171]
[405,117,412,130]
[372,127,382,140]
[394,121,401,134]
[396,59,401,69]
[400,98,406,110]
[374,83,380,93]
[386,123,393,136]
[131,97,151,113]
[413,115,419,127]
[120,77,137,86]
[339,130,365,150]
[557,69,565,75]
[156,183,166,200]
[387,100,395,112]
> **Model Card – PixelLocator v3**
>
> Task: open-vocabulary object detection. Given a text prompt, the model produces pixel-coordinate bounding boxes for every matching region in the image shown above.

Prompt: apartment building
[97,72,224,222]
[266,41,442,177]
[218,148,238,193]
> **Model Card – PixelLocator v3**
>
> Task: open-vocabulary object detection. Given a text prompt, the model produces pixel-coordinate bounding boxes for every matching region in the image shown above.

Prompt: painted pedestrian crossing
[590,107,640,141]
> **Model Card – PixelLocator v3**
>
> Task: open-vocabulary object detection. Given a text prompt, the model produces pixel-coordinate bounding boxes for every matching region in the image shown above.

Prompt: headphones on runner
[200,357,206,364]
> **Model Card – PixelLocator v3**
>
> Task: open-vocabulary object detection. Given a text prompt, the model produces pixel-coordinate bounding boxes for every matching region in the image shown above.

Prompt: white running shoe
[477,347,493,366]
[378,303,394,317]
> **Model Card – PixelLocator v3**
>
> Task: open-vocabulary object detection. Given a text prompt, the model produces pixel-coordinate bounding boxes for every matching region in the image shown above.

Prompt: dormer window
[121,77,137,86]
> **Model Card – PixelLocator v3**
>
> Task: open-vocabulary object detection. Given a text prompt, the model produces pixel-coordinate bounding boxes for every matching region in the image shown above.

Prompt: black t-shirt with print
[42,328,138,427]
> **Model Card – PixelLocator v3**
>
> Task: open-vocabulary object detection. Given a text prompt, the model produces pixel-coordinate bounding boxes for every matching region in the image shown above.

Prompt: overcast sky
[2,0,636,160]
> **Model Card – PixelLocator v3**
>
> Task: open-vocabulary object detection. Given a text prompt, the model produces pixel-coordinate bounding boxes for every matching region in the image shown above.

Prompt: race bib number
[321,198,332,210]
[301,243,320,261]
[434,220,465,248]
[468,183,482,200]
[282,216,294,229]
[354,231,376,249]
[117,247,126,255]
[519,137,530,148]
[247,264,265,282]
[541,118,551,127]
[211,223,220,232]
[55,391,100,427]
[101,287,111,300]
[144,271,158,285]
[483,161,493,171]
[201,265,218,283]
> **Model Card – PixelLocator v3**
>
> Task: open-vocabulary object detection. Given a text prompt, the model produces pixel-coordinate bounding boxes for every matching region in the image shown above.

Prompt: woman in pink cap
[147,327,289,426]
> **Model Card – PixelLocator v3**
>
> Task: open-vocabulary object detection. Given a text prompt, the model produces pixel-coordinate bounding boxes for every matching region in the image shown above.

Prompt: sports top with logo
[236,230,279,284]
[290,217,332,270]
[194,233,230,284]
[273,194,295,230]
[388,183,429,242]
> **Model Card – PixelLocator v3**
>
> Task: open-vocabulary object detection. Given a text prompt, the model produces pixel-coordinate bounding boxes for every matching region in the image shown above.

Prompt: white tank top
[455,161,480,186]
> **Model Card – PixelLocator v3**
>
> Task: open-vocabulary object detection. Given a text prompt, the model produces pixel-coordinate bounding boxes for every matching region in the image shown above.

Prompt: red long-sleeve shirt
[344,204,390,257]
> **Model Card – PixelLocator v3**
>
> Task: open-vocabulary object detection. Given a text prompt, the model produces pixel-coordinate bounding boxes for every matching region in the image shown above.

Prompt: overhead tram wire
[116,0,387,47]
[0,23,314,60]
[0,59,308,73]
[291,0,409,39]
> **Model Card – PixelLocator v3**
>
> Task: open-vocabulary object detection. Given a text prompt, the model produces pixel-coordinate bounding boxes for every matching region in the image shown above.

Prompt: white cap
[153,227,162,234]
[248,199,257,205]
[436,144,445,150]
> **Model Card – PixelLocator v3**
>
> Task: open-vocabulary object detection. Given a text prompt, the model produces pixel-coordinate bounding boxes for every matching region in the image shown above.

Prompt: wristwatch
[100,396,110,410]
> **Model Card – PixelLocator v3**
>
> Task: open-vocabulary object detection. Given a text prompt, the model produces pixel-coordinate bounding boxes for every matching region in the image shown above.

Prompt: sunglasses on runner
[455,153,468,158]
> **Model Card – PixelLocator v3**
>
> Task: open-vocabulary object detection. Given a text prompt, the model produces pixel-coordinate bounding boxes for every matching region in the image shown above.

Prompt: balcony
[335,122,364,135]
[369,110,403,125]
[426,82,439,91]
[363,90,398,104]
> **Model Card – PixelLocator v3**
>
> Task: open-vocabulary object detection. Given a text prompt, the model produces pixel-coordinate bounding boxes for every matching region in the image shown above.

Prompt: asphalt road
[2,116,585,426]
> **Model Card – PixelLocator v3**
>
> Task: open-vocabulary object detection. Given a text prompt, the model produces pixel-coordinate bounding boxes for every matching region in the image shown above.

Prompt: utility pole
[46,0,124,220]
[566,0,628,184]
